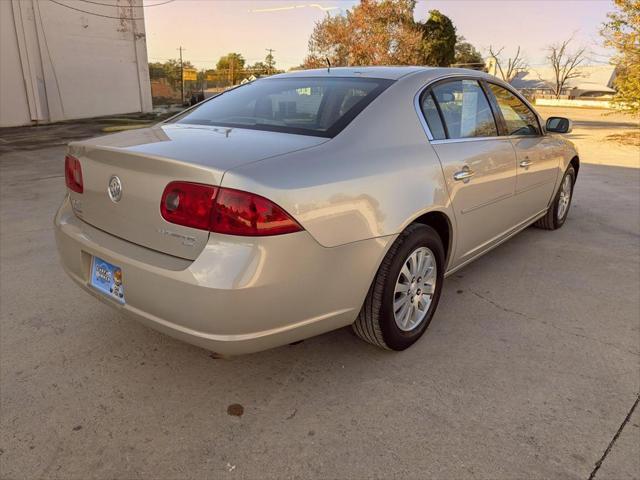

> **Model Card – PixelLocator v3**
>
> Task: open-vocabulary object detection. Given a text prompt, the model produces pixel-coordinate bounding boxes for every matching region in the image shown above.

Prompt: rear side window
[430,79,497,139]
[487,83,541,136]
[420,93,446,140]
[171,77,394,138]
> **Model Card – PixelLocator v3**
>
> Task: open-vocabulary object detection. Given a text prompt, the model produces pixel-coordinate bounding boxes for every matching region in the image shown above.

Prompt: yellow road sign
[183,68,197,81]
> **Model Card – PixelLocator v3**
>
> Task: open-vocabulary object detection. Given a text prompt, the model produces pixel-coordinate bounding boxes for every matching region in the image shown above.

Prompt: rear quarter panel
[221,72,454,250]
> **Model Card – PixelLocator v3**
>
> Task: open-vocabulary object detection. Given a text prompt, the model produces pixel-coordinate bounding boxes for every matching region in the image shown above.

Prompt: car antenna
[325,57,331,73]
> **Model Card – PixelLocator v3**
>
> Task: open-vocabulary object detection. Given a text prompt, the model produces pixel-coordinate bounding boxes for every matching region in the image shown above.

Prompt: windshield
[170,77,394,138]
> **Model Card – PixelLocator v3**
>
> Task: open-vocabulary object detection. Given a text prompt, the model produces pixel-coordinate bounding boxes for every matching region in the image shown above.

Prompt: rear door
[484,82,562,220]
[419,78,519,267]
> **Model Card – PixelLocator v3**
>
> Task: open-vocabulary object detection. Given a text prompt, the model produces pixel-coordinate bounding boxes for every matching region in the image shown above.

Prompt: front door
[420,79,518,268]
[485,83,562,220]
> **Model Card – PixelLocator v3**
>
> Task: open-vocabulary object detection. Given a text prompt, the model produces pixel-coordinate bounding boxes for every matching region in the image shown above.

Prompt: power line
[74,0,176,7]
[149,55,300,64]
[48,0,145,19]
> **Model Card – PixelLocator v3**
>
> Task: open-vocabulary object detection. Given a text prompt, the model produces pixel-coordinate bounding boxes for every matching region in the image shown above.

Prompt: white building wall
[0,0,152,128]
[0,1,33,127]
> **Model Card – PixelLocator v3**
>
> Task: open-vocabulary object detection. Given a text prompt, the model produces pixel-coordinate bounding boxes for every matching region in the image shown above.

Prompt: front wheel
[353,224,445,350]
[534,165,576,230]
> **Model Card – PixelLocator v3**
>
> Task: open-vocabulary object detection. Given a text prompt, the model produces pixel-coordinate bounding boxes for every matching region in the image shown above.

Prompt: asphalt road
[1,115,639,479]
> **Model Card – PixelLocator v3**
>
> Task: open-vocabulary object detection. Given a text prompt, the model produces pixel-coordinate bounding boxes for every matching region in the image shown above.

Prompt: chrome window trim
[431,133,545,145]
[414,73,547,144]
[413,73,483,141]
[431,135,509,145]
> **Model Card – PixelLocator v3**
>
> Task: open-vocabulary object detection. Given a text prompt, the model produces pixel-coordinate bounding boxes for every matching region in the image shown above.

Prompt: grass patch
[102,124,152,133]
[606,131,640,147]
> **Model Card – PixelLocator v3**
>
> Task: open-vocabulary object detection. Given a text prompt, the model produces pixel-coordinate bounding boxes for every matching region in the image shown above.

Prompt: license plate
[90,256,125,303]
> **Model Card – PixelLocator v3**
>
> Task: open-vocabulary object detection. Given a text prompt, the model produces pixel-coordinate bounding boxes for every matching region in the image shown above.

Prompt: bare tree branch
[488,45,528,83]
[546,37,587,98]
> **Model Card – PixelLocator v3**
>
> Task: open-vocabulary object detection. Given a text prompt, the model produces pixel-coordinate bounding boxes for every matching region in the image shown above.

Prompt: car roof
[269,66,493,81]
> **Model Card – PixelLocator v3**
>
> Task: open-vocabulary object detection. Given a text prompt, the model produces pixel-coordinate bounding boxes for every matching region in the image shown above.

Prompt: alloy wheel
[393,247,437,331]
[557,174,572,220]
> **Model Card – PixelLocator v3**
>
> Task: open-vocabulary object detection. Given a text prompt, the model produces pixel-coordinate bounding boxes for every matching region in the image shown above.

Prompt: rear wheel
[534,165,576,230]
[353,224,444,350]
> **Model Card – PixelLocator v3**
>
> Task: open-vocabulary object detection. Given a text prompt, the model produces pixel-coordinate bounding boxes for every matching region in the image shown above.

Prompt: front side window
[487,83,541,136]
[430,80,497,139]
[171,77,393,138]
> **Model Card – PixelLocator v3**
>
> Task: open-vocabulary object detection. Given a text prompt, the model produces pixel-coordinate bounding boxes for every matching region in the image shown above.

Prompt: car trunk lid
[67,124,327,260]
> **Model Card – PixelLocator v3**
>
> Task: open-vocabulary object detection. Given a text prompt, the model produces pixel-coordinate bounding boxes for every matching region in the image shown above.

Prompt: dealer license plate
[90,256,125,303]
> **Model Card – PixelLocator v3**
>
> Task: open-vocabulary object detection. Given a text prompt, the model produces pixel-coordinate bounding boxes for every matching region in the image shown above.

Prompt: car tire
[534,165,576,230]
[353,224,445,351]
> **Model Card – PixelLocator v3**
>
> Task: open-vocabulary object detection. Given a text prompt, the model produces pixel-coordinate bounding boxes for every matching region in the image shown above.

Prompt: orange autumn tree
[601,0,640,114]
[304,0,423,68]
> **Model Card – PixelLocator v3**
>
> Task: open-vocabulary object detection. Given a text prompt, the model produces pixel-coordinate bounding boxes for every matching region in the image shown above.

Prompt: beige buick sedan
[55,67,578,355]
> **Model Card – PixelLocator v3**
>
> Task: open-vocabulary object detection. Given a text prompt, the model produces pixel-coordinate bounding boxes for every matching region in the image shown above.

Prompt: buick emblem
[108,175,123,202]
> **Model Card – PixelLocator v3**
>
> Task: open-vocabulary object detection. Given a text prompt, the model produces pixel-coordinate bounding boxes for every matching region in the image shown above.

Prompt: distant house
[509,65,617,99]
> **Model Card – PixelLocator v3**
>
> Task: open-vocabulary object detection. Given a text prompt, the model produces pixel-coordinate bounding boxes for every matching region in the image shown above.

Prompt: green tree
[265,50,276,74]
[248,60,284,77]
[248,50,284,77]
[601,0,639,114]
[148,59,195,89]
[216,53,246,84]
[419,9,456,66]
[248,62,269,76]
[454,36,483,67]
[149,62,165,80]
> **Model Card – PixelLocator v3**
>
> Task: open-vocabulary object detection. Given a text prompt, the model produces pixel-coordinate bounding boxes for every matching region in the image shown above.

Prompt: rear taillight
[160,181,302,236]
[64,155,83,193]
[212,187,302,236]
[160,182,218,230]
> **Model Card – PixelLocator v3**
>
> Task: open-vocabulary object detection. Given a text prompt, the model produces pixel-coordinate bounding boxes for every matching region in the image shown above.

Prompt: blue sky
[143,0,615,70]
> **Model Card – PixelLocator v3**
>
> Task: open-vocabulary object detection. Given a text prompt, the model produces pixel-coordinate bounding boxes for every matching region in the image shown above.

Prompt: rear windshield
[171,77,394,138]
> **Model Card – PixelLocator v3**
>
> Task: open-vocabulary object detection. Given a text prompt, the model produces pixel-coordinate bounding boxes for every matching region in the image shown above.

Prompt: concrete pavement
[1,112,638,479]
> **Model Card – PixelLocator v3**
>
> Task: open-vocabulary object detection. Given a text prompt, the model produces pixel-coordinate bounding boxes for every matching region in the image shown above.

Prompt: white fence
[535,98,612,109]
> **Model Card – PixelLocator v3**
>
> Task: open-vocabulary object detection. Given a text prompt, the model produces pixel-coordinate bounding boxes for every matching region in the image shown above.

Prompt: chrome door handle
[519,158,533,168]
[453,166,475,183]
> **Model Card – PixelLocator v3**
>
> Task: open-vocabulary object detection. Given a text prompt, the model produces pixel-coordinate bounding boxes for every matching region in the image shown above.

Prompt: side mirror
[546,117,572,134]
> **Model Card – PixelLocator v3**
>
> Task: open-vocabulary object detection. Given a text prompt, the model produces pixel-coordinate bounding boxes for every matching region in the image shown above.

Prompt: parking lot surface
[1,107,639,479]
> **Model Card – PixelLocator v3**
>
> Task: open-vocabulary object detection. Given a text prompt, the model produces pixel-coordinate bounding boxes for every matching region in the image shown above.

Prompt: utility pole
[265,48,275,75]
[178,46,185,104]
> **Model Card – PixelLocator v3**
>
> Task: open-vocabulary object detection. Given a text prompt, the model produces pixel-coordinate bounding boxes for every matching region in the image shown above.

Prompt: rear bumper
[54,196,392,355]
